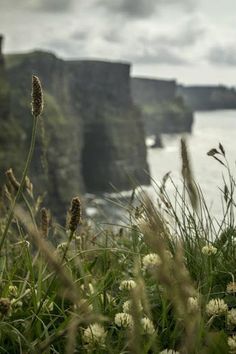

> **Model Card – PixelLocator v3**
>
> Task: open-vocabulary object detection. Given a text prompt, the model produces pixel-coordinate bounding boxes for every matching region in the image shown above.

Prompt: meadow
[0,76,236,353]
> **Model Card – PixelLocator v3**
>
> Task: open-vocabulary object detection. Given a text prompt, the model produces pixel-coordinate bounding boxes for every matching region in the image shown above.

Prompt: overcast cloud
[0,0,236,85]
[208,45,236,66]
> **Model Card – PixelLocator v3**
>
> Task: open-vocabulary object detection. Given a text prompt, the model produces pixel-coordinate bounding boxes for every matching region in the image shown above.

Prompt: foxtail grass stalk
[0,75,43,252]
[0,115,38,252]
[31,197,81,326]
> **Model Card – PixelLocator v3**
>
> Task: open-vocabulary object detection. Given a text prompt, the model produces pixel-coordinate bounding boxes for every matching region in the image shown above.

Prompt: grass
[1,77,236,353]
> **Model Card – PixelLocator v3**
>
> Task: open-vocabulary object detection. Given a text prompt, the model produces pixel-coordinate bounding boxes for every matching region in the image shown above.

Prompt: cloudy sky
[0,0,236,85]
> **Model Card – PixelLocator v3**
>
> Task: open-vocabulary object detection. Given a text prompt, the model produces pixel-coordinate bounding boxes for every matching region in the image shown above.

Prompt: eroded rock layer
[0,43,150,219]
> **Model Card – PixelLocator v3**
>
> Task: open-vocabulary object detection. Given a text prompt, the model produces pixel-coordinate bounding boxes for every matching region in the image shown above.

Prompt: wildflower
[5,168,20,191]
[41,299,54,312]
[11,299,23,312]
[164,250,173,260]
[141,317,155,335]
[0,298,11,316]
[206,298,228,316]
[56,242,67,252]
[31,75,43,117]
[68,197,82,232]
[228,309,236,326]
[83,323,107,346]
[187,296,199,313]
[8,285,18,298]
[115,313,134,328]
[228,335,236,351]
[14,240,30,249]
[227,282,236,294]
[81,283,95,294]
[100,292,113,305]
[123,300,143,313]
[119,280,136,291]
[142,253,162,271]
[79,298,93,312]
[23,288,32,301]
[160,350,180,354]
[201,244,217,255]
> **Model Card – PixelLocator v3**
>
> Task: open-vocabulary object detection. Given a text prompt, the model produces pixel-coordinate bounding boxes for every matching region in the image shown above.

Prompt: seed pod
[5,168,20,192]
[2,184,12,206]
[0,298,11,316]
[41,207,49,238]
[31,75,43,117]
[69,197,82,233]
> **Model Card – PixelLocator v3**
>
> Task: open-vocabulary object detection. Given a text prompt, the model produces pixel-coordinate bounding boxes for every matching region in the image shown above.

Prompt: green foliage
[0,70,235,352]
[1,142,236,353]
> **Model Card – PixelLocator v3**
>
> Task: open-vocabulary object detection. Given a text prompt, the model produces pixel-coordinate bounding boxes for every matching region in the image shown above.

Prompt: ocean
[147,109,236,220]
[86,110,236,226]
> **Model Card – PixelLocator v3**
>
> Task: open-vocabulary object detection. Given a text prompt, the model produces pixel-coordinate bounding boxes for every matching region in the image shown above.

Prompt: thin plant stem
[0,115,38,252]
[31,229,75,327]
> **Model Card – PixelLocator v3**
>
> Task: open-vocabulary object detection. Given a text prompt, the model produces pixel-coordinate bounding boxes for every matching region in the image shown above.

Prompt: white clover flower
[8,286,18,298]
[227,309,236,326]
[164,250,173,260]
[14,240,30,249]
[56,242,67,252]
[227,282,236,294]
[115,313,134,328]
[79,298,93,312]
[123,300,132,313]
[228,335,236,351]
[159,350,180,354]
[142,253,162,271]
[39,299,54,312]
[141,317,155,335]
[187,297,199,313]
[22,288,32,301]
[201,244,217,255]
[206,298,228,316]
[119,280,136,291]
[11,298,23,311]
[123,300,143,313]
[100,293,113,304]
[83,323,107,346]
[81,283,95,294]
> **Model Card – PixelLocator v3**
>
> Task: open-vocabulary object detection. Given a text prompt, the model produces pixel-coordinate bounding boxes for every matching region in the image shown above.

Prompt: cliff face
[0,36,22,184]
[0,46,150,219]
[5,51,84,218]
[68,61,149,192]
[132,78,176,104]
[131,77,193,139]
[178,85,236,111]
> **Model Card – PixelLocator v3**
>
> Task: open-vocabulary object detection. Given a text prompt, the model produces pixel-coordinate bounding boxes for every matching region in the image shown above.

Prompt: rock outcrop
[0,38,150,219]
[69,60,149,192]
[131,77,193,141]
[178,85,236,111]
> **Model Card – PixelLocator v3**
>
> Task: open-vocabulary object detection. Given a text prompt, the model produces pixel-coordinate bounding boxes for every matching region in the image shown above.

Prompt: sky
[0,0,236,86]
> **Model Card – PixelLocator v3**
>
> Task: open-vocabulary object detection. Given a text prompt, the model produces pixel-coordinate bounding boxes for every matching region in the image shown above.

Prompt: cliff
[0,36,23,186]
[178,85,236,111]
[0,40,150,219]
[131,77,193,140]
[4,50,84,218]
[68,60,149,192]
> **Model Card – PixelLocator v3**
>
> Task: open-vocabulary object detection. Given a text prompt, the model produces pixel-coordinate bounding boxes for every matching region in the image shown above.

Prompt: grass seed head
[5,168,20,192]
[40,207,49,238]
[0,298,11,316]
[69,196,82,232]
[31,75,43,117]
